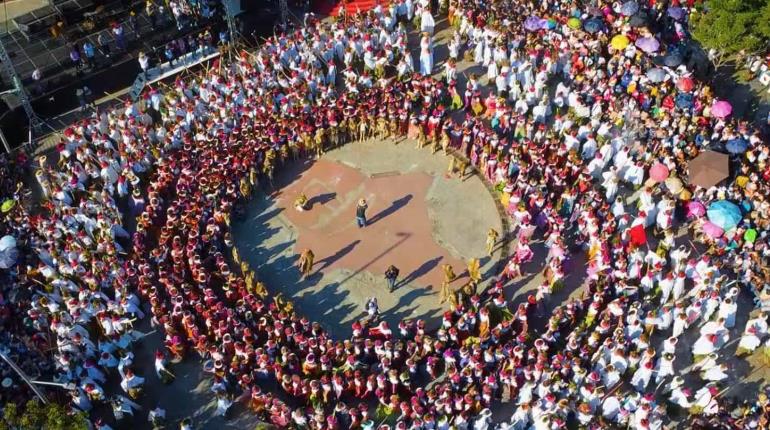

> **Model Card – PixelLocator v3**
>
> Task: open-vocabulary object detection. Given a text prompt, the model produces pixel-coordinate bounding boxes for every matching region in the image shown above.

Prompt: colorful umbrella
[567,17,581,29]
[711,100,733,119]
[629,12,649,27]
[686,201,706,218]
[620,1,639,16]
[0,235,17,269]
[726,138,748,154]
[646,67,666,83]
[583,19,604,34]
[744,228,758,243]
[675,93,694,109]
[663,52,683,67]
[707,200,742,231]
[524,16,542,31]
[665,177,684,193]
[667,6,686,21]
[701,221,724,239]
[635,37,660,53]
[688,151,729,189]
[676,76,694,92]
[649,162,669,182]
[611,34,630,50]
[0,199,15,213]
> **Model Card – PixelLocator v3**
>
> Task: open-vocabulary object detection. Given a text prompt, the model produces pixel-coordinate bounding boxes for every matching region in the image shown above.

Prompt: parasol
[568,17,581,29]
[744,228,758,243]
[667,6,686,21]
[687,150,729,189]
[611,34,630,50]
[524,16,541,31]
[711,100,732,119]
[663,52,683,67]
[665,177,683,193]
[725,138,748,154]
[635,37,660,53]
[0,235,17,269]
[1,199,15,213]
[707,200,743,231]
[675,93,694,109]
[620,1,639,16]
[646,67,667,83]
[701,221,724,239]
[686,201,706,218]
[629,12,649,27]
[583,19,604,34]
[676,76,694,92]
[649,163,669,182]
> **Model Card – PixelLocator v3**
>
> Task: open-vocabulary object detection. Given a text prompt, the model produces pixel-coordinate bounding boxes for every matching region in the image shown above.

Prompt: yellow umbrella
[611,34,630,50]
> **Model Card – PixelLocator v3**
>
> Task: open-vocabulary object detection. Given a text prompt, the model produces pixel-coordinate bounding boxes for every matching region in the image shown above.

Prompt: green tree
[0,400,89,430]
[691,0,770,66]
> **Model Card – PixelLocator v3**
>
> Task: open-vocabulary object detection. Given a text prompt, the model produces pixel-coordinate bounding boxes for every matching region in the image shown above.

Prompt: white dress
[419,36,433,75]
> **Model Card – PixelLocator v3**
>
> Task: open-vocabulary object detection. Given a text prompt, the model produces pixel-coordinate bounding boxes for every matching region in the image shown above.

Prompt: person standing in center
[385,265,400,292]
[356,199,368,227]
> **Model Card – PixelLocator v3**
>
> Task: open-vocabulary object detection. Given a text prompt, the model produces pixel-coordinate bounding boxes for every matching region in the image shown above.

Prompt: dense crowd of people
[2,0,770,428]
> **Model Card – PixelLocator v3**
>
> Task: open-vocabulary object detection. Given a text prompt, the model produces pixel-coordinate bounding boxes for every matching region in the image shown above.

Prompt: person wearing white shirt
[717,297,737,328]
[738,315,768,354]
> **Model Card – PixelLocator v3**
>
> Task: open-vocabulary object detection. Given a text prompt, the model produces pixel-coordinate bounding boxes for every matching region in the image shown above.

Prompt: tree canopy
[691,0,770,64]
[0,400,89,430]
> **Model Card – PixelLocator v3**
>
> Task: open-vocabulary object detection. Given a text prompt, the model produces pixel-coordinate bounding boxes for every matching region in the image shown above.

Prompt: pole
[0,127,10,153]
[0,351,48,404]
[31,380,76,390]
[279,0,289,29]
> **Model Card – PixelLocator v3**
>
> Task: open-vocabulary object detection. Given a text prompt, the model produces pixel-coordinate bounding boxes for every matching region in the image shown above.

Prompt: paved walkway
[233,138,505,337]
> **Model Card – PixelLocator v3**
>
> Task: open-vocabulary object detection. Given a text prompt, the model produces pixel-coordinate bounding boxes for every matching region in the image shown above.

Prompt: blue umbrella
[620,1,639,16]
[524,16,541,32]
[583,18,604,34]
[675,93,693,109]
[726,138,748,154]
[629,11,649,27]
[663,52,683,67]
[646,67,666,83]
[707,200,743,231]
[667,6,686,21]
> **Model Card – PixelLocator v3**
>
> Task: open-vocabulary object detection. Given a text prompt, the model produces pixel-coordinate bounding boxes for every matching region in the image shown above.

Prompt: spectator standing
[76,86,93,112]
[82,41,96,68]
[30,68,43,95]
[355,198,368,227]
[385,265,399,292]
[145,0,158,30]
[128,11,141,37]
[97,32,111,59]
[112,23,126,51]
[138,51,150,77]
[69,45,82,74]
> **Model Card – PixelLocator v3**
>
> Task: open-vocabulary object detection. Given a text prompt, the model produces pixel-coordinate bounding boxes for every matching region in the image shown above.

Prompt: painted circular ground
[232,138,503,336]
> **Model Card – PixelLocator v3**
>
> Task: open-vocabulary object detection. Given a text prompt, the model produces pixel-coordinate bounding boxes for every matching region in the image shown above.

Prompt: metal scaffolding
[279,0,289,29]
[0,34,44,145]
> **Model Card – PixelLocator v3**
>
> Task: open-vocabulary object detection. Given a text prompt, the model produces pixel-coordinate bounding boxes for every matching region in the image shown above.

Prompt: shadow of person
[368,194,413,225]
[397,256,443,289]
[315,239,361,270]
[307,192,337,209]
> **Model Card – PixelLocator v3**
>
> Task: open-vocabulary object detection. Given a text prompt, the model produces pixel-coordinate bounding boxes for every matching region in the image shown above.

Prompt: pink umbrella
[649,163,669,182]
[676,76,694,93]
[711,100,732,119]
[702,221,724,238]
[686,201,706,218]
